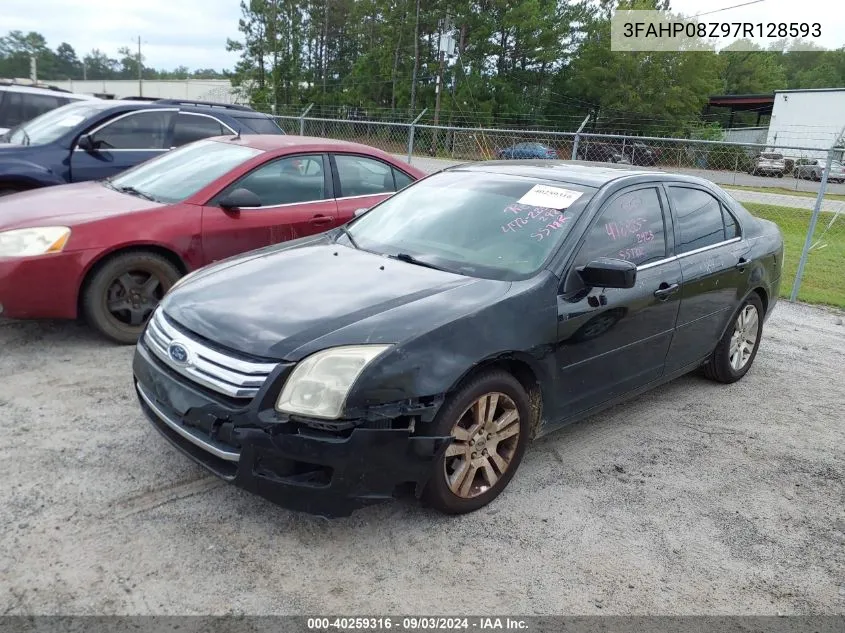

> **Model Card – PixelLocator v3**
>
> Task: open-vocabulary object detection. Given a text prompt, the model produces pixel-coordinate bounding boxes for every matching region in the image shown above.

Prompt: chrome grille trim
[144,309,277,399]
[137,382,241,462]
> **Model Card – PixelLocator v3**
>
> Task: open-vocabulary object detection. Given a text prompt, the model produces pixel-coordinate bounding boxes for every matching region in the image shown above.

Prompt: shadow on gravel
[0,318,112,351]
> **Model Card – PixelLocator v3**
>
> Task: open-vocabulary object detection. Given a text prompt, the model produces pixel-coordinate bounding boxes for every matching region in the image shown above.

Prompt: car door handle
[735,257,749,271]
[310,214,334,226]
[654,282,680,300]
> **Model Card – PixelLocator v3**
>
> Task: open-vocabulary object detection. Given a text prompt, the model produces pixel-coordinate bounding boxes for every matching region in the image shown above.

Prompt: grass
[725,184,845,203]
[744,202,845,308]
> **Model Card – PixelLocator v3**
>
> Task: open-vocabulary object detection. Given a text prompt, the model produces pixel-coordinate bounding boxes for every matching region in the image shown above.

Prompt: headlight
[276,345,391,419]
[0,227,71,257]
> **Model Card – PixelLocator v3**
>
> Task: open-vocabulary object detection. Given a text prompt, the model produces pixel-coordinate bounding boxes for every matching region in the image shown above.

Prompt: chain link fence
[274,110,845,310]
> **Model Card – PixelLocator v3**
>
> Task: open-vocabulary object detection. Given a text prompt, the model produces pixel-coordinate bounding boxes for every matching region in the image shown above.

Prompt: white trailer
[766,88,845,161]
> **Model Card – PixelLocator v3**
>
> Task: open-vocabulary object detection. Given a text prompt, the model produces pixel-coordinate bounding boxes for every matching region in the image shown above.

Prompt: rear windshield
[761,153,784,159]
[234,116,285,134]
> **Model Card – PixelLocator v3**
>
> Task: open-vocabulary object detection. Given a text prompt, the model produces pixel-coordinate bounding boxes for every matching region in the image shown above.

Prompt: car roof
[72,99,268,117]
[211,134,400,154]
[0,84,96,99]
[445,160,725,190]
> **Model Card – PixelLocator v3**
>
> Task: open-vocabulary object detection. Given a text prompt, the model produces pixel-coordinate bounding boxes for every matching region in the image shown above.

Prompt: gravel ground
[1,301,844,616]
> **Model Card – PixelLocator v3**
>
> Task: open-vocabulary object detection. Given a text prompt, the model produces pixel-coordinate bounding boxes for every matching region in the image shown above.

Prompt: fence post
[733,154,738,185]
[298,103,314,136]
[790,147,835,302]
[407,108,428,164]
[571,114,590,161]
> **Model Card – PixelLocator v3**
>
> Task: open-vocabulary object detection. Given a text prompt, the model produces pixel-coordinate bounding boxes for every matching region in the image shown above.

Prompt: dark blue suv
[0,99,284,195]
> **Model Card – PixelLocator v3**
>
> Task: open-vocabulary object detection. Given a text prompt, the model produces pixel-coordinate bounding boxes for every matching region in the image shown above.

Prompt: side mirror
[218,187,262,211]
[353,207,368,218]
[77,134,96,152]
[577,258,637,289]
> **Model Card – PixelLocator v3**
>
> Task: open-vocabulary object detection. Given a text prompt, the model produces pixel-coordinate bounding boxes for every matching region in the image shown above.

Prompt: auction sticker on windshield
[517,184,583,209]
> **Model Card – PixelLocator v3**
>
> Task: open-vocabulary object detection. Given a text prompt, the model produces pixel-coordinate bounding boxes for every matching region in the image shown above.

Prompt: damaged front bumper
[132,343,450,518]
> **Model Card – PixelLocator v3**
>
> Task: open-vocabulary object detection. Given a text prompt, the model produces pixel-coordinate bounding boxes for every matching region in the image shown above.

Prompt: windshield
[346,170,596,280]
[761,153,784,160]
[108,139,262,203]
[6,101,104,145]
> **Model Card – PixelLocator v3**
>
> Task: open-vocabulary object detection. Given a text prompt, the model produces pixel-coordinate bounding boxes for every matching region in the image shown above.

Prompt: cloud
[1,0,243,70]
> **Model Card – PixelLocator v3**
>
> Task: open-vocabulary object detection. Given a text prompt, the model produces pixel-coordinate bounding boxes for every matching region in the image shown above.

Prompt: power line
[690,0,766,19]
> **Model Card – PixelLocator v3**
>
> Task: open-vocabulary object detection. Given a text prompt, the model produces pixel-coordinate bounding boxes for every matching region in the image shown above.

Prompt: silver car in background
[793,158,845,183]
[749,152,786,177]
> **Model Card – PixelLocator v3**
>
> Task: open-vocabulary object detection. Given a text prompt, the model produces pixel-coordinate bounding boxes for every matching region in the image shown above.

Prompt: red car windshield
[108,139,262,203]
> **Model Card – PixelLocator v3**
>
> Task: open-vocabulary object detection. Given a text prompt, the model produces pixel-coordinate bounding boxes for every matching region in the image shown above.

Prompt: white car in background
[748,152,786,177]
[0,80,98,135]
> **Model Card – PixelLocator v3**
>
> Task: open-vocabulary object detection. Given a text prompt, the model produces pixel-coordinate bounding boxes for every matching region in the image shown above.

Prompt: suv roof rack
[154,99,254,112]
[0,78,72,93]
[122,96,161,101]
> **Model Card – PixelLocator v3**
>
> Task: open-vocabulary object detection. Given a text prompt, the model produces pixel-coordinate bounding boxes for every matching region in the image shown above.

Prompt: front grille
[144,309,278,399]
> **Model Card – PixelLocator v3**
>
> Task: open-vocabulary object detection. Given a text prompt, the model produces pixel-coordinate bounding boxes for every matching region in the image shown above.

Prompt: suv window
[668,187,734,254]
[90,110,173,150]
[172,113,229,147]
[575,187,667,267]
[0,91,63,129]
[232,116,284,135]
[335,154,396,197]
[221,154,326,206]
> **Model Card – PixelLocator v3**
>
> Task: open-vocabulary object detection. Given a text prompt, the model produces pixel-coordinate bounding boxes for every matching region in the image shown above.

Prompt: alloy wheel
[729,304,759,371]
[104,270,163,327]
[443,392,521,499]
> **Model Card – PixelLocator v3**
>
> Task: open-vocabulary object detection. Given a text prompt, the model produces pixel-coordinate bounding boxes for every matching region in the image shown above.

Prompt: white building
[47,79,240,104]
[765,88,845,160]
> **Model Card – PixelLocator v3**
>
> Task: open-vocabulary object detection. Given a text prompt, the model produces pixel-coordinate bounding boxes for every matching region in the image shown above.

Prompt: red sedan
[0,135,425,342]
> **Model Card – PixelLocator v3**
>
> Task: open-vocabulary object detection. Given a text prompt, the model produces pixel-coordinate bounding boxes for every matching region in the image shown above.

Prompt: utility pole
[409,0,420,116]
[447,24,466,153]
[30,56,37,83]
[137,36,143,97]
[430,48,445,156]
[83,61,87,81]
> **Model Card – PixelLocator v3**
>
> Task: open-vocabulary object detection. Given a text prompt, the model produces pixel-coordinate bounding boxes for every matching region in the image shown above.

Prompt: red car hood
[0,181,164,230]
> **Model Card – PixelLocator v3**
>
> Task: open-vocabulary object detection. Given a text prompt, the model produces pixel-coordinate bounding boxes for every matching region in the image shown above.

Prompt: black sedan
[132,161,784,517]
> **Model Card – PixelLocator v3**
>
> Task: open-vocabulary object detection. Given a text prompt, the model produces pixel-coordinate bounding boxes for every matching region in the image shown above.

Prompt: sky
[1,0,843,73]
[667,0,845,51]
[1,0,243,71]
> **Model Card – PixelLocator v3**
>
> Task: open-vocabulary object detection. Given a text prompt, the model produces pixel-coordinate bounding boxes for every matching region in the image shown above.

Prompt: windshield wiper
[336,225,359,249]
[116,185,157,202]
[389,252,447,272]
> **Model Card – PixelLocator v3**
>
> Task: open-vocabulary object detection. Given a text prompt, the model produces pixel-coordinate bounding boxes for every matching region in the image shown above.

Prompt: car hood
[161,240,509,360]
[0,181,163,229]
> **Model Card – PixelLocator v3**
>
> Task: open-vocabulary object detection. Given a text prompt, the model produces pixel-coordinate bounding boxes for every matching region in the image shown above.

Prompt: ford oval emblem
[168,342,190,365]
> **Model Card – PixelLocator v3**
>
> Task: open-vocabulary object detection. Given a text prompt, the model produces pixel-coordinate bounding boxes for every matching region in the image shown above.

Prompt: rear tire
[82,251,182,344]
[703,293,764,384]
[421,370,531,515]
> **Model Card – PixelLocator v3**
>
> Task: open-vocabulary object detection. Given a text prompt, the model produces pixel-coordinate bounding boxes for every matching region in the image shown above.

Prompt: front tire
[422,371,531,515]
[82,251,182,344]
[703,293,764,384]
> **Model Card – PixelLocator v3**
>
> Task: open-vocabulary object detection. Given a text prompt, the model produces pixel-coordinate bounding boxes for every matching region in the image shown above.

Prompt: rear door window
[172,113,229,147]
[668,187,733,254]
[334,154,397,197]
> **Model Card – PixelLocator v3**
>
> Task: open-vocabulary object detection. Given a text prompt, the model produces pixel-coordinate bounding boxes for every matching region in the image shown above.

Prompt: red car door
[330,153,415,223]
[200,154,338,264]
